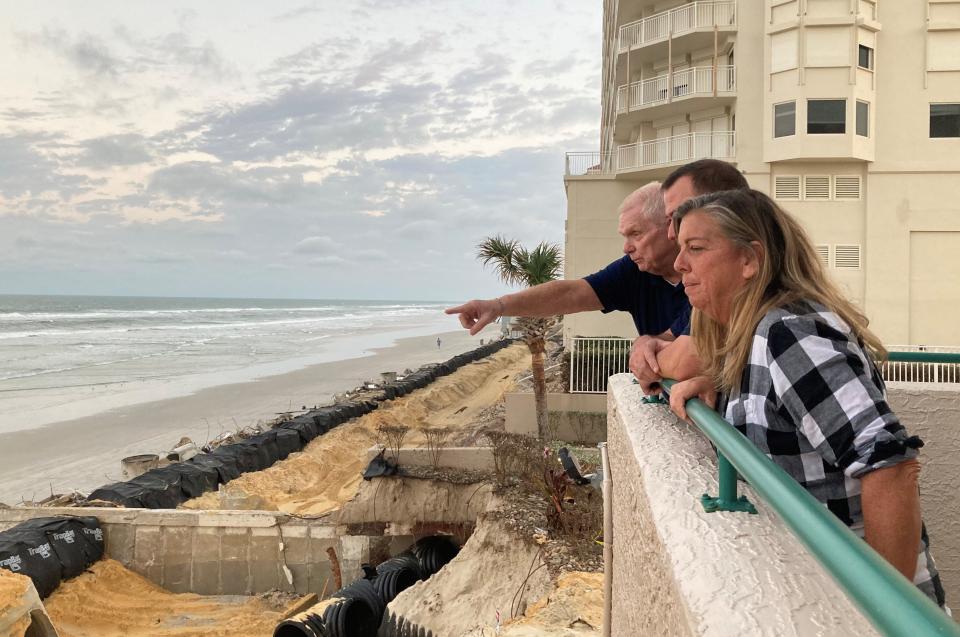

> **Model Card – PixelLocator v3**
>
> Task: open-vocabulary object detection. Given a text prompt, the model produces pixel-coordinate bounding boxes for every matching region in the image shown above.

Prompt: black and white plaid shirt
[721,300,945,607]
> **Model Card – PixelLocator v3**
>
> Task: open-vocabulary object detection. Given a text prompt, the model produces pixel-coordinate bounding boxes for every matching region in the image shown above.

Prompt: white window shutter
[775,175,801,200]
[834,175,861,200]
[804,175,832,200]
[834,244,862,269]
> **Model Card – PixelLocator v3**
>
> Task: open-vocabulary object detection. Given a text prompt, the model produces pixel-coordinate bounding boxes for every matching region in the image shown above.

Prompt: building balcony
[616,65,736,120]
[565,131,736,178]
[618,1,737,54]
[617,130,735,174]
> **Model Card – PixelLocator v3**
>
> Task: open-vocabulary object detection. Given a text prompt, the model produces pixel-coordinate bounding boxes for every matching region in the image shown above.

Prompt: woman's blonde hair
[672,189,886,390]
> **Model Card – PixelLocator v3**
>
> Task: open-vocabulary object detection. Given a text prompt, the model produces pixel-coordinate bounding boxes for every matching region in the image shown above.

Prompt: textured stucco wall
[888,383,960,602]
[607,374,879,636]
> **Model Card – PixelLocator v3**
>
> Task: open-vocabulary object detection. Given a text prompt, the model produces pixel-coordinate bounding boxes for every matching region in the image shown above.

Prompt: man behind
[446,182,687,341]
[632,159,749,391]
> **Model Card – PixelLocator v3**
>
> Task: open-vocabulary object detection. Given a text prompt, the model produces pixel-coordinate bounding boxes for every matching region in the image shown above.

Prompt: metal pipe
[660,378,959,637]
[599,441,612,637]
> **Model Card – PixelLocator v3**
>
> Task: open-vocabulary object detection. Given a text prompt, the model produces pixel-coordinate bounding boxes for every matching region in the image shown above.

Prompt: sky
[0,0,602,301]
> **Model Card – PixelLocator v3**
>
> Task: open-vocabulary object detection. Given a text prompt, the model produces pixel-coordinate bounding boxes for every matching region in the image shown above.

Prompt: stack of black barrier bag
[88,340,516,509]
[0,516,104,599]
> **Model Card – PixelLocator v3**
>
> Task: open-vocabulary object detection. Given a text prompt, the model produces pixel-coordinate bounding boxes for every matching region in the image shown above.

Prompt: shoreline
[0,325,503,504]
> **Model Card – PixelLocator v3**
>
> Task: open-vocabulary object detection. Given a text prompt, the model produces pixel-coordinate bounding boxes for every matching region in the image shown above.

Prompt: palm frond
[514,241,563,286]
[476,235,525,286]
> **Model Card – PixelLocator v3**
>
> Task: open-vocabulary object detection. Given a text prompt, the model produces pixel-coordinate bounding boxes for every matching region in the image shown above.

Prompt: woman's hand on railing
[668,375,717,421]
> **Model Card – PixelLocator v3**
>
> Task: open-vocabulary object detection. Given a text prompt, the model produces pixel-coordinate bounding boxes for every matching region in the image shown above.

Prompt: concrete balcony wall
[504,391,607,443]
[887,383,960,599]
[607,374,879,635]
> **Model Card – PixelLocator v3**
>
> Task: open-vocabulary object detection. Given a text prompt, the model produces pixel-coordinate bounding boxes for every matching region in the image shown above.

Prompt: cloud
[77,133,153,168]
[293,236,338,254]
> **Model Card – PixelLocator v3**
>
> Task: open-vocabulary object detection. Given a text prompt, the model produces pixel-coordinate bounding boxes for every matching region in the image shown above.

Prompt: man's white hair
[618,182,666,227]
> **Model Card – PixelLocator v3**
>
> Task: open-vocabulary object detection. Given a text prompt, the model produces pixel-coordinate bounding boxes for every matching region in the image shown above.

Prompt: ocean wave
[0,303,446,322]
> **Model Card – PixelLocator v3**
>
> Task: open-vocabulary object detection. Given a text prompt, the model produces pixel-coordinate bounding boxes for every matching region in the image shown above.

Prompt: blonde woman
[668,189,945,607]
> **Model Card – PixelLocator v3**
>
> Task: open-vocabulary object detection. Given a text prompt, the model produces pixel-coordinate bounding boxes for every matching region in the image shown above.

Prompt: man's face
[617,206,678,277]
[663,175,698,241]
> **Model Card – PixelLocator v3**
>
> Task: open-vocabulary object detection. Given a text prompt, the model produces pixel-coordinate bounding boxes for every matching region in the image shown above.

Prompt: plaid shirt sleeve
[764,313,922,479]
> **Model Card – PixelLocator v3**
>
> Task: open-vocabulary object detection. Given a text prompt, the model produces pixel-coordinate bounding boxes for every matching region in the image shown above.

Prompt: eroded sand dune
[183,344,530,515]
[43,559,286,637]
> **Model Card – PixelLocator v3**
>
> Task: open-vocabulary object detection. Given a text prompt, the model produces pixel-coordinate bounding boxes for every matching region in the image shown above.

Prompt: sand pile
[183,344,529,515]
[501,572,604,636]
[0,568,36,637]
[384,513,554,635]
[43,559,288,637]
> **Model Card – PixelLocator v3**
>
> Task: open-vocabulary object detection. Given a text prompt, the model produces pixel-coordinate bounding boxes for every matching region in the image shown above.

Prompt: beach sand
[0,326,501,505]
[183,342,530,514]
[43,559,288,637]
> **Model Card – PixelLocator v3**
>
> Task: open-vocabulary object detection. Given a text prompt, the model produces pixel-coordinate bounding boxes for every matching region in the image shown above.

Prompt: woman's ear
[743,241,764,280]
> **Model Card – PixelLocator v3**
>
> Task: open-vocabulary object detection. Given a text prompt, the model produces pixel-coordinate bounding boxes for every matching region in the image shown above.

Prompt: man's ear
[743,241,764,280]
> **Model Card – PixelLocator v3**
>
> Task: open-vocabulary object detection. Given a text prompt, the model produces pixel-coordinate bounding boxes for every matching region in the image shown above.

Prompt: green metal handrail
[886,351,960,364]
[659,378,959,636]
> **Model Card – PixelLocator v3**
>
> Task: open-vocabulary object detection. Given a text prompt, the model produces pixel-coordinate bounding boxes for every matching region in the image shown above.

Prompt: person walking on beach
[437,337,441,349]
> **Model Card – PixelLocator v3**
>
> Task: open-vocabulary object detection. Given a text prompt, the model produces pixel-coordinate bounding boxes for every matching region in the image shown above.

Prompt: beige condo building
[564,0,960,348]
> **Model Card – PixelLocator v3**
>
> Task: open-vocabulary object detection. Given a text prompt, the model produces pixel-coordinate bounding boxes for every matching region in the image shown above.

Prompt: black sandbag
[280,419,318,445]
[166,461,220,498]
[189,452,241,484]
[0,529,62,598]
[15,517,103,580]
[87,481,146,508]
[127,469,187,508]
[246,432,281,468]
[275,428,302,459]
[331,405,352,423]
[213,442,262,473]
[380,386,398,400]
[311,410,335,431]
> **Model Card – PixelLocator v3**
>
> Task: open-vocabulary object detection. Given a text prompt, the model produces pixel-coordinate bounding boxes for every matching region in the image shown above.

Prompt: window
[856,101,869,137]
[931,104,960,138]
[808,99,846,134]
[858,45,874,70]
[774,102,796,137]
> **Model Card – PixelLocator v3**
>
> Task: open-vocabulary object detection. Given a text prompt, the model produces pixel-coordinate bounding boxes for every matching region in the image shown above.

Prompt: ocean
[0,294,456,434]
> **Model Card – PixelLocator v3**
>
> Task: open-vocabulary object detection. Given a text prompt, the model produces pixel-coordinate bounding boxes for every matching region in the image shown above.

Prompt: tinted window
[808,99,846,134]
[774,102,796,138]
[858,45,874,70]
[856,101,869,137]
[931,104,960,138]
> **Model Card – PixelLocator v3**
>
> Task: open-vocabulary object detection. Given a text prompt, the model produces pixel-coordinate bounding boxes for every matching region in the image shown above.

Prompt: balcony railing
[884,347,960,383]
[569,337,631,393]
[619,1,737,52]
[617,131,735,172]
[617,66,736,114]
[568,339,960,392]
[564,152,617,176]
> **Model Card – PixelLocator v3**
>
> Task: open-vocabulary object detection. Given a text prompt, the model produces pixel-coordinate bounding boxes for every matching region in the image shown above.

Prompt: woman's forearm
[656,335,703,382]
[860,459,922,581]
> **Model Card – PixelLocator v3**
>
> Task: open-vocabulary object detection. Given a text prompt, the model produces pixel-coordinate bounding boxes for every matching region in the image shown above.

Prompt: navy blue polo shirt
[583,255,690,337]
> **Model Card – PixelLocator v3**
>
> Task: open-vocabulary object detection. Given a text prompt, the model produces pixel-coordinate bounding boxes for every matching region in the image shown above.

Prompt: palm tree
[477,236,562,440]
